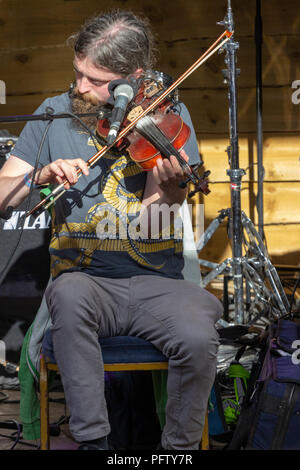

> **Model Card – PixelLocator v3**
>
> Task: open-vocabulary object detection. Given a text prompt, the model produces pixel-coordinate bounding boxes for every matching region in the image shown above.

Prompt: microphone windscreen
[107,78,138,105]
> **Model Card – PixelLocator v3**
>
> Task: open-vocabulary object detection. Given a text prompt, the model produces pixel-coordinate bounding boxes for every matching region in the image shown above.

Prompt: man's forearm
[0,174,31,211]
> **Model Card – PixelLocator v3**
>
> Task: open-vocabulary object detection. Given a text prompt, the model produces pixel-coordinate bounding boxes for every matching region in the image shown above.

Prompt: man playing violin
[0,10,222,450]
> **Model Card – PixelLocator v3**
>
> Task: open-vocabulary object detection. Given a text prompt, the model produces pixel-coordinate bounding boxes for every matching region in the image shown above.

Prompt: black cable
[59,110,103,148]
[0,431,39,449]
[8,420,21,450]
[0,420,27,450]
[0,399,20,404]
[0,390,9,402]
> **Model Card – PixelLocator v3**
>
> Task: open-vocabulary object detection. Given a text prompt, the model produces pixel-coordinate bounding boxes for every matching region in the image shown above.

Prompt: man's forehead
[73,56,121,81]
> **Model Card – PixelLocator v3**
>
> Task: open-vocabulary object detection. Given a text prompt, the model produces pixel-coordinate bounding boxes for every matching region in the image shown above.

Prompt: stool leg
[201,409,209,450]
[40,355,50,450]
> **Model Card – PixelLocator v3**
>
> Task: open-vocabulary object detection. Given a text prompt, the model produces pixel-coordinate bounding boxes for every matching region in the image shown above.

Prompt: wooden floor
[0,387,226,451]
[0,388,78,450]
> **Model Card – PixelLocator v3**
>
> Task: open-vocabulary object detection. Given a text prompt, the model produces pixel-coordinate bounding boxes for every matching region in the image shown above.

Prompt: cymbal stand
[196,0,290,325]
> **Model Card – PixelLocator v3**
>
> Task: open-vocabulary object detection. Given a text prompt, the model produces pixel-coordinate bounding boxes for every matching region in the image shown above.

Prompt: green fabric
[152,370,168,429]
[40,185,54,218]
[228,363,250,404]
[228,363,250,380]
[18,282,53,440]
[222,363,250,425]
[18,325,41,440]
[18,190,54,441]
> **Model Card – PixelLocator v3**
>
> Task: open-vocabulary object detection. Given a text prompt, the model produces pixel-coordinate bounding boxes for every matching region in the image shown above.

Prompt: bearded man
[0,10,222,450]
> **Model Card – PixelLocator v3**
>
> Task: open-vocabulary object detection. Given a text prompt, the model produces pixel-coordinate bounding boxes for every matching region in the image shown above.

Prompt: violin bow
[26,29,233,218]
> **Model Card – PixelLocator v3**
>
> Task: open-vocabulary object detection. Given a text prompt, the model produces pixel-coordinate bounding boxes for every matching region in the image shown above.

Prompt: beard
[70,84,104,131]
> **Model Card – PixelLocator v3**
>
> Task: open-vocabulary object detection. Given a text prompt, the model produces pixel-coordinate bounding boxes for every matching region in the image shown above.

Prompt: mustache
[70,85,103,130]
[71,85,100,106]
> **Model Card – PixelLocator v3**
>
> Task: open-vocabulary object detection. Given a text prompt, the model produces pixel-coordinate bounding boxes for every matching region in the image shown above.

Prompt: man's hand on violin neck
[153,151,189,206]
[35,158,89,189]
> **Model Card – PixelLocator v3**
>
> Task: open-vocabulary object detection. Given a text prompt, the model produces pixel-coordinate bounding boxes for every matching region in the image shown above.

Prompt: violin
[96,71,210,195]
[26,29,232,218]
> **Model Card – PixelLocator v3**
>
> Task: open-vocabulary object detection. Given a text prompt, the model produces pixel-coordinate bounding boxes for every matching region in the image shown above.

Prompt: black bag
[228,319,300,450]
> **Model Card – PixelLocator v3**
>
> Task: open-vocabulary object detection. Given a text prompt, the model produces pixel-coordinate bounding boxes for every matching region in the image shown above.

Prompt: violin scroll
[179,162,211,198]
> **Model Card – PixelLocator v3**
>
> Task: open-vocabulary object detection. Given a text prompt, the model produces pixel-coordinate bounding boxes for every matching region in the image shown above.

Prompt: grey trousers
[45,272,222,450]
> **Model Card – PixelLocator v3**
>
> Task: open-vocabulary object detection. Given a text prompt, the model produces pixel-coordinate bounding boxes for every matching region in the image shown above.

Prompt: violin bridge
[127,105,144,122]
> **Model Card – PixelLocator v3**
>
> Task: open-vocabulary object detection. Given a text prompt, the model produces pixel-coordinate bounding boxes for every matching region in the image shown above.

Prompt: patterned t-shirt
[13,92,200,280]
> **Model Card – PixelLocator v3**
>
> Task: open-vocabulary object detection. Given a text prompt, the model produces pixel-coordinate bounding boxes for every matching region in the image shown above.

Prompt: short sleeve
[12,98,53,168]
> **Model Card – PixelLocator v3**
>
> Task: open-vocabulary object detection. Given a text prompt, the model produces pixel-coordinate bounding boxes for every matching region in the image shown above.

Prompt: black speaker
[0,132,50,363]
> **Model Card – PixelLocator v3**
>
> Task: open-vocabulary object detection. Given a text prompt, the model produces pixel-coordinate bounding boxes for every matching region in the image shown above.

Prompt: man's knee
[178,281,223,323]
[45,272,96,329]
[46,273,90,306]
[186,326,219,363]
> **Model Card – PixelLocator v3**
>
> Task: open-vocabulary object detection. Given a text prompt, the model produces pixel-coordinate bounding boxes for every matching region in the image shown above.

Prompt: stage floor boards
[0,389,78,450]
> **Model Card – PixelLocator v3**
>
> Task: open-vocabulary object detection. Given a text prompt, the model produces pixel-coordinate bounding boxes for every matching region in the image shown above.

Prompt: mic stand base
[197,210,290,326]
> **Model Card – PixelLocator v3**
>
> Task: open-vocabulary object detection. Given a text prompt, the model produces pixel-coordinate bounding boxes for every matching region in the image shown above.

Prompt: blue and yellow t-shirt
[13,92,200,280]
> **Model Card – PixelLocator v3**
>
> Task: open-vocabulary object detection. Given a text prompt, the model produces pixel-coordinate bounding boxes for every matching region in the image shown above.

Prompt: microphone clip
[106,78,138,146]
[107,77,138,106]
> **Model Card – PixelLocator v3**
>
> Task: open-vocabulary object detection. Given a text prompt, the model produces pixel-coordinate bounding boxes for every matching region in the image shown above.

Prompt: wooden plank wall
[0,0,299,266]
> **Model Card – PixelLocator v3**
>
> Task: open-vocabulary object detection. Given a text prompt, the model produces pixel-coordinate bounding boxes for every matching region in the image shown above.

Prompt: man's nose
[77,76,90,94]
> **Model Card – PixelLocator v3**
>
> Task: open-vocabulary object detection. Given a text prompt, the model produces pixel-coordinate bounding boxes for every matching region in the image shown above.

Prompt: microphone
[106,82,135,146]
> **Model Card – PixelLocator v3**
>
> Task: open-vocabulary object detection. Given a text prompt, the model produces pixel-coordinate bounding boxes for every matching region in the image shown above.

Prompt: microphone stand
[255,0,264,241]
[0,109,99,124]
[218,0,245,324]
[197,0,290,326]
